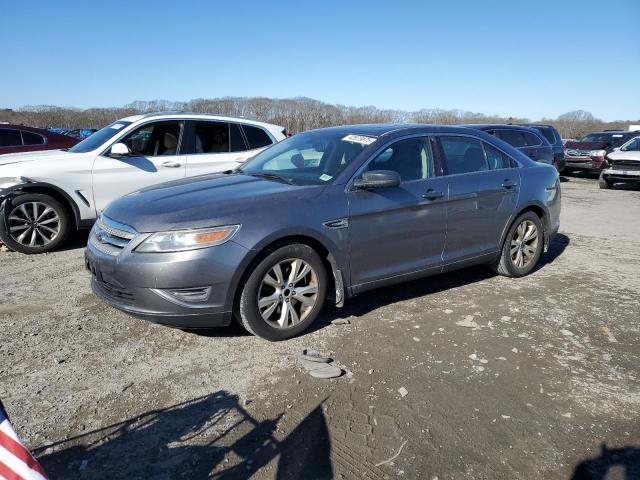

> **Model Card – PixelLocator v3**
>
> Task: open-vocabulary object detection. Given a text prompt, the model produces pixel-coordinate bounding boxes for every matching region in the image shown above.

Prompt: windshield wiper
[245,172,296,185]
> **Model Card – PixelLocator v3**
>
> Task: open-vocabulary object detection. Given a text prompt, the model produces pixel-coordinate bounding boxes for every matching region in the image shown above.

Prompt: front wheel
[237,243,327,341]
[0,193,70,254]
[493,212,544,278]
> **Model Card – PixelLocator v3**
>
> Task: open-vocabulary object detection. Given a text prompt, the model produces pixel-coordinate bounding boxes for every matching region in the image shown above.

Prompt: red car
[0,124,79,155]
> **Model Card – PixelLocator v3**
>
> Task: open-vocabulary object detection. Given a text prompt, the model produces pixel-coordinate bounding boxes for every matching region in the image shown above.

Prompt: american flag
[0,401,48,480]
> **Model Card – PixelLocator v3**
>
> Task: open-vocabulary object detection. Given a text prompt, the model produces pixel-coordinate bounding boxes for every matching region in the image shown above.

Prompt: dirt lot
[1,176,639,480]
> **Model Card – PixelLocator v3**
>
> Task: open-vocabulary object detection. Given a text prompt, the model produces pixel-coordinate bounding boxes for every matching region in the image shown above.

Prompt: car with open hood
[599,136,640,189]
[85,124,561,341]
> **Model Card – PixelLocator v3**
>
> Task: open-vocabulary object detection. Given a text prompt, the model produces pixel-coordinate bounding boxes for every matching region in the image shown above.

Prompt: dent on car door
[437,136,519,265]
[347,136,448,289]
[91,120,187,214]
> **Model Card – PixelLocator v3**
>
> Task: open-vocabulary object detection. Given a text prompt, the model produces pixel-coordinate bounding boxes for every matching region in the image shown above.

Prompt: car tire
[493,212,544,278]
[598,173,613,189]
[237,243,327,341]
[0,193,70,254]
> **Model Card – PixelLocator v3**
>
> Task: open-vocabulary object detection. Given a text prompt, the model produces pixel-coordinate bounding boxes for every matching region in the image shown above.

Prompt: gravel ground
[1,175,639,479]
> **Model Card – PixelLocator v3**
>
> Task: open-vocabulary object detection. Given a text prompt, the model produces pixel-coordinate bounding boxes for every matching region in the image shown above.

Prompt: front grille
[566,149,591,158]
[94,277,135,305]
[89,216,137,256]
[611,161,640,171]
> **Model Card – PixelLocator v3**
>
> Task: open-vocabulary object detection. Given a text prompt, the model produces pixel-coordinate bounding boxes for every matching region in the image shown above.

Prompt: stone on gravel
[299,349,331,363]
[331,318,350,325]
[398,387,408,397]
[456,315,479,328]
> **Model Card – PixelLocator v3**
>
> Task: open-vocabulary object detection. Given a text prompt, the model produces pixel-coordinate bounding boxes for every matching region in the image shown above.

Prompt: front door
[347,137,448,288]
[436,136,519,263]
[92,120,186,214]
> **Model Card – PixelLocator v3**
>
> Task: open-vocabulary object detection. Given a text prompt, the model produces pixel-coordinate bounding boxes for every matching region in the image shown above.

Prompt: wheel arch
[499,202,550,253]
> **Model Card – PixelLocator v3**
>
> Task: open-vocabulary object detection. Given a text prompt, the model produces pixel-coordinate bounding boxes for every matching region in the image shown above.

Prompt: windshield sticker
[319,174,333,182]
[342,134,377,145]
[110,123,126,130]
[612,134,623,137]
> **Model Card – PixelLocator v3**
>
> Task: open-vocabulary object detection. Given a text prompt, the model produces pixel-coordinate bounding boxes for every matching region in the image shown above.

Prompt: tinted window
[495,129,526,148]
[0,128,23,147]
[366,137,433,182]
[621,138,640,152]
[121,121,183,156]
[230,123,247,152]
[440,137,488,174]
[194,121,229,153]
[483,143,512,169]
[243,125,273,149]
[536,126,557,144]
[21,131,45,145]
[522,131,542,146]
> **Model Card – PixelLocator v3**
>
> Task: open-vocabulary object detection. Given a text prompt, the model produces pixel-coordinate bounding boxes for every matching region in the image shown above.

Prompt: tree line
[1,97,636,139]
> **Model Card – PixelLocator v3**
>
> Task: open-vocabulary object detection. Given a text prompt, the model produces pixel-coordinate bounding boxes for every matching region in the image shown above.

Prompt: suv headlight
[589,150,606,157]
[0,177,26,190]
[136,225,240,253]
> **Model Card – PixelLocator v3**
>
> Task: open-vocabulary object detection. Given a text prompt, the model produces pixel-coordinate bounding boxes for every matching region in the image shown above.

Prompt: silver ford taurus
[86,124,561,341]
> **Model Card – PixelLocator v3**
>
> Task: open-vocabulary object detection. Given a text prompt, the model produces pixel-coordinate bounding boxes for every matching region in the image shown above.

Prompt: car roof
[0,123,52,134]
[118,111,284,129]
[585,130,631,135]
[462,123,541,133]
[302,123,494,138]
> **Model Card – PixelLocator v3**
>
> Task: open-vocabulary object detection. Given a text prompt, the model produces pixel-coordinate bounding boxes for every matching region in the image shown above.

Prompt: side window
[120,121,183,156]
[243,125,273,149]
[538,127,557,144]
[495,129,526,148]
[439,136,488,175]
[0,129,23,147]
[522,131,542,146]
[483,143,513,169]
[194,121,229,153]
[21,131,45,145]
[622,138,640,151]
[230,123,247,152]
[366,137,433,182]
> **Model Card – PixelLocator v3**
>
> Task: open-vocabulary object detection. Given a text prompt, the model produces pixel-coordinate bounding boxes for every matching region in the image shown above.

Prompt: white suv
[0,112,286,253]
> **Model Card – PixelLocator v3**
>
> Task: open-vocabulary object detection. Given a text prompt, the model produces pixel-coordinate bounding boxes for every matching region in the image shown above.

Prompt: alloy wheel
[7,202,61,248]
[258,258,319,329]
[510,219,539,269]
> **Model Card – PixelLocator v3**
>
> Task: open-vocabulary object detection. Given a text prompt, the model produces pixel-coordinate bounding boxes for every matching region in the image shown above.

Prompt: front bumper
[565,156,606,172]
[602,167,640,182]
[85,238,251,328]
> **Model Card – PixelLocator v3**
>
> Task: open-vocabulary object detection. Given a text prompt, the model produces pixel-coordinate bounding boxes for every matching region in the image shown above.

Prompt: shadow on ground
[36,391,332,480]
[571,444,640,479]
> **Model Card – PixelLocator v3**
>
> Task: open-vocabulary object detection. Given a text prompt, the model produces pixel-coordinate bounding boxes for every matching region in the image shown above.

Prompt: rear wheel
[598,172,613,189]
[237,243,327,341]
[0,193,70,254]
[493,212,544,278]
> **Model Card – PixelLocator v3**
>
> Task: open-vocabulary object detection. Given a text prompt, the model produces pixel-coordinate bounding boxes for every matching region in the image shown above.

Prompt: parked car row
[0,124,80,155]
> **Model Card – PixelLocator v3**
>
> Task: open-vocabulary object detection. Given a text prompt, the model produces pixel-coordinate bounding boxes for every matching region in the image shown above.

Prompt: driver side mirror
[109,142,130,157]
[353,170,401,190]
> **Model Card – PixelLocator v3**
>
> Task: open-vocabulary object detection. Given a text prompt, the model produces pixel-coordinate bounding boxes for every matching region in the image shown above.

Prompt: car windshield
[238,130,375,185]
[68,121,132,153]
[620,137,640,152]
[580,133,627,147]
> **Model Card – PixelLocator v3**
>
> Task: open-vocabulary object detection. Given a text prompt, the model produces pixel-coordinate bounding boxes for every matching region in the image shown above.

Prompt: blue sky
[1,0,638,121]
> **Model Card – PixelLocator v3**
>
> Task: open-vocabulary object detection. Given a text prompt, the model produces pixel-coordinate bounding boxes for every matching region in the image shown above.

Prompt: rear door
[521,130,552,164]
[185,120,249,176]
[347,136,448,288]
[92,120,187,213]
[436,135,519,264]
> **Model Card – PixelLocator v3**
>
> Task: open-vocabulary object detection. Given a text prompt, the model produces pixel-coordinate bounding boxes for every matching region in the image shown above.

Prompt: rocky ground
[1,175,639,480]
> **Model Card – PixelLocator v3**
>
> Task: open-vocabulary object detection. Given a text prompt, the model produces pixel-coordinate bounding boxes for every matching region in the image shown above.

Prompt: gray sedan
[85,124,561,340]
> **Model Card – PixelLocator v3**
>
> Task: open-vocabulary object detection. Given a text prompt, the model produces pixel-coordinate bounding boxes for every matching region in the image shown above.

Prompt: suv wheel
[598,172,613,189]
[493,212,544,278]
[237,243,327,341]
[0,193,70,254]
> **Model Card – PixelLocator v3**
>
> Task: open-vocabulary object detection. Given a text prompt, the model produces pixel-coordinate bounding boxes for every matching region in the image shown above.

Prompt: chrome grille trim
[90,215,138,256]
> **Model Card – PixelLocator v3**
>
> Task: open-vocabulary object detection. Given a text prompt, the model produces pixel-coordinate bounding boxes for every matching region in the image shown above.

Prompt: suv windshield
[68,121,132,153]
[239,130,375,185]
[581,132,628,147]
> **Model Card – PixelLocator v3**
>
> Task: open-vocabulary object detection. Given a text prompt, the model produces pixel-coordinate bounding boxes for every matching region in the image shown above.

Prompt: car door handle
[161,161,182,168]
[422,189,444,200]
[502,179,518,189]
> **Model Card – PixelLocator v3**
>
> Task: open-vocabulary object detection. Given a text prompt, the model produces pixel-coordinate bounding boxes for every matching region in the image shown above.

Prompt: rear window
[536,127,557,144]
[522,131,542,146]
[495,129,526,148]
[0,128,23,147]
[242,125,273,149]
[230,123,247,152]
[439,136,488,175]
[21,131,45,145]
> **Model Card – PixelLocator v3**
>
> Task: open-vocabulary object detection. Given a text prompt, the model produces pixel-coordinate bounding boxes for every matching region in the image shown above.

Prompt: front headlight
[589,150,606,157]
[0,177,26,190]
[136,225,240,253]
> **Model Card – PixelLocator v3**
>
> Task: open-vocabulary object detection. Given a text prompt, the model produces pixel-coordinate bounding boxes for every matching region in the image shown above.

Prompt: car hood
[564,141,610,151]
[0,149,76,167]
[607,150,640,163]
[104,173,325,233]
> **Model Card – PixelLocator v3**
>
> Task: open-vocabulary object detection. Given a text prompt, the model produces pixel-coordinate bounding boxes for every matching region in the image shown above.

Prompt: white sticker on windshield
[319,174,333,182]
[110,123,125,130]
[342,134,376,145]
[612,134,623,137]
